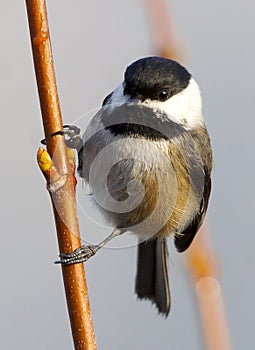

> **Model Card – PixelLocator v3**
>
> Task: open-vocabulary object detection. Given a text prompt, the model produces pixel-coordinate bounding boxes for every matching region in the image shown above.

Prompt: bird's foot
[55,245,99,265]
[41,125,83,151]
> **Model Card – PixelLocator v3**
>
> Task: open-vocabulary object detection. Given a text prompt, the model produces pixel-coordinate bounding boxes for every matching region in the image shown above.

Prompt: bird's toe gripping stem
[55,245,99,265]
[41,124,83,151]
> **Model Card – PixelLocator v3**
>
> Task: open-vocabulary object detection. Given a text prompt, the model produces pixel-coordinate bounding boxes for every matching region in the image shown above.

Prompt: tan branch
[25,1,97,349]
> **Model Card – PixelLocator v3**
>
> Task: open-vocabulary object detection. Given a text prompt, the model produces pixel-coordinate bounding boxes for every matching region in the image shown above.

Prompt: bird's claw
[55,245,98,265]
[41,125,83,151]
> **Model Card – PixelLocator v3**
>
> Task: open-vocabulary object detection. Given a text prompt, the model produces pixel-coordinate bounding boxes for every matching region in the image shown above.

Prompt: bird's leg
[55,228,126,265]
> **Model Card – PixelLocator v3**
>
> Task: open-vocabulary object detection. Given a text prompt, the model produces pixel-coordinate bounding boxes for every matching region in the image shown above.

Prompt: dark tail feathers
[135,238,171,316]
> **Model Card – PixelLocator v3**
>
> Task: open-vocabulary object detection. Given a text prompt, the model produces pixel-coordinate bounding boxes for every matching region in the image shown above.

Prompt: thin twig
[145,0,231,349]
[186,227,232,350]
[25,1,97,349]
[144,0,183,60]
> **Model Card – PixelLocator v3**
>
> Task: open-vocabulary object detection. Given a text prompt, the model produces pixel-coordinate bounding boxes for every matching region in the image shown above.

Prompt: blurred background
[1,0,254,349]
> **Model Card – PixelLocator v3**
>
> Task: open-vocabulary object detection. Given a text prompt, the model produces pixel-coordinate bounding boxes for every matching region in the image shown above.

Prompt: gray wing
[174,173,211,252]
[174,127,213,253]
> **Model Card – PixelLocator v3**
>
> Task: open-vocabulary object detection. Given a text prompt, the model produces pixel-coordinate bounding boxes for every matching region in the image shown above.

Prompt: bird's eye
[158,89,169,101]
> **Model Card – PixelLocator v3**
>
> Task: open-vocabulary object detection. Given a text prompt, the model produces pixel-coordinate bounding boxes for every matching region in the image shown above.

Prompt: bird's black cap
[124,56,191,101]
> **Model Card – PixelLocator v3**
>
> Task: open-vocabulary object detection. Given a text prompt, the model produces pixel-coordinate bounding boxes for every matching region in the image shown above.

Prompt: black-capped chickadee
[58,57,213,317]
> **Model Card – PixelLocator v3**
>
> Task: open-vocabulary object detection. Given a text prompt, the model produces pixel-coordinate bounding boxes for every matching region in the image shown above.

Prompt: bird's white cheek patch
[146,78,204,129]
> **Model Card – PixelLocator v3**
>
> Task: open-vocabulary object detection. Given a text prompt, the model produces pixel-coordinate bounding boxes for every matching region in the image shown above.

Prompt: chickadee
[58,57,213,317]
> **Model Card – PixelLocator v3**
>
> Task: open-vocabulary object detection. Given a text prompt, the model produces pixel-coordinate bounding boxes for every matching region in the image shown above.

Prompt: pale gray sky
[1,1,254,349]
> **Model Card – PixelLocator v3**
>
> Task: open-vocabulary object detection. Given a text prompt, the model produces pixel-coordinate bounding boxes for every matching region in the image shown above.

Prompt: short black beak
[123,84,146,102]
[137,94,146,102]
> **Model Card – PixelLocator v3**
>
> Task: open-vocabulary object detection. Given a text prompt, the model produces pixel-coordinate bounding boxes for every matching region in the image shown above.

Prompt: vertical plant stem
[186,228,232,350]
[25,1,97,349]
[145,0,231,349]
